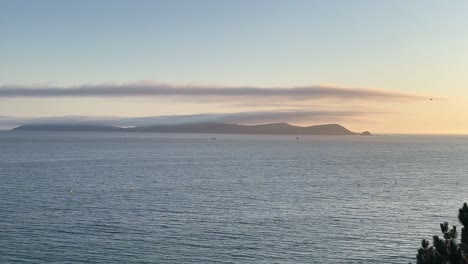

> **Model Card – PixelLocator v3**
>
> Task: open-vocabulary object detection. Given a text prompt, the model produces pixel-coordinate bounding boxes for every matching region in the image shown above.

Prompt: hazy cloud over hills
[0,83,431,132]
[0,109,378,129]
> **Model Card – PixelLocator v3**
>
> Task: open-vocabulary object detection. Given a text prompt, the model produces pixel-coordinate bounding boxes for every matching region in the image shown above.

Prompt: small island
[360,131,373,136]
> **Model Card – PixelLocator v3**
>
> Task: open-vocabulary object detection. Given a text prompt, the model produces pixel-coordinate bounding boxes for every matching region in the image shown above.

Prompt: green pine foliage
[415,203,468,264]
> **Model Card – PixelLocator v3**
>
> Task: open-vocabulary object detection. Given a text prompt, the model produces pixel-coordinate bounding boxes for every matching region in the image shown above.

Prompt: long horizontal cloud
[0,109,378,128]
[0,83,426,100]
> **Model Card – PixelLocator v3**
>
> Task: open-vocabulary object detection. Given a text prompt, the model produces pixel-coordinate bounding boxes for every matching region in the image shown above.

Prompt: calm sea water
[1,131,468,263]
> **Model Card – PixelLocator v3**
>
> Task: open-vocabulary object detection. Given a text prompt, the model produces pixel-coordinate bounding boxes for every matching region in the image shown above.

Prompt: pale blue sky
[1,0,467,90]
[1,1,468,133]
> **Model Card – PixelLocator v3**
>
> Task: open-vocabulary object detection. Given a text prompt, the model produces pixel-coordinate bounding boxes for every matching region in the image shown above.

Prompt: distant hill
[13,122,365,135]
[131,122,357,135]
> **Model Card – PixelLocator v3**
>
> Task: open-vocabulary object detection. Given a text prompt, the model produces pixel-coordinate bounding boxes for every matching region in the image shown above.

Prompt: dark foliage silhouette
[415,203,468,264]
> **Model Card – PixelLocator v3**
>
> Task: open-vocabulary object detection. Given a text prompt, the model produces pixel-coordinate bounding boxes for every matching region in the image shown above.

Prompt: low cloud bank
[0,83,426,101]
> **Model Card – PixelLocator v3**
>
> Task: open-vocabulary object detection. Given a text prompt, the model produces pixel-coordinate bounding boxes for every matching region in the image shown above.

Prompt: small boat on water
[210,137,216,140]
[296,136,299,140]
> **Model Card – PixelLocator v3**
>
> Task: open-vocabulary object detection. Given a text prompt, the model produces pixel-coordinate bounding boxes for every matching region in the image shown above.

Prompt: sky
[1,0,468,133]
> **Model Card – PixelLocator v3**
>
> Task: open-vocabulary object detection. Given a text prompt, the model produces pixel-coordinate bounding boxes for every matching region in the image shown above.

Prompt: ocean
[1,131,468,263]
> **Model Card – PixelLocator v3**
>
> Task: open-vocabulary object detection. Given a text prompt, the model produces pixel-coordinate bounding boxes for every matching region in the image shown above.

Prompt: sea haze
[1,131,468,263]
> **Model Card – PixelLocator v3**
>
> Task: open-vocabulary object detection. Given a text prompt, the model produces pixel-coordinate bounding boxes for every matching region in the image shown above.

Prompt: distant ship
[296,136,299,140]
[210,137,216,140]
